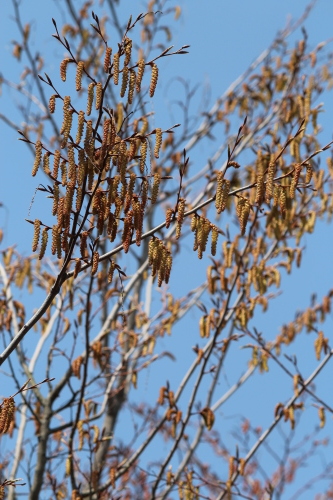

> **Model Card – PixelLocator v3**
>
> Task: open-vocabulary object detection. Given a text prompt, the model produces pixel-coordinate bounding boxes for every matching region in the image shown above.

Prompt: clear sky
[1,0,333,497]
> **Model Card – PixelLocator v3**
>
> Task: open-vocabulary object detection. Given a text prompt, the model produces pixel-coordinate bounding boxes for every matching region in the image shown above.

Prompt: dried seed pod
[113,53,120,85]
[104,46,112,73]
[91,251,99,276]
[60,58,71,82]
[32,219,41,252]
[136,58,145,92]
[0,397,15,434]
[154,128,162,158]
[75,61,84,91]
[76,110,85,144]
[86,83,95,116]
[49,94,56,113]
[149,63,158,97]
[32,140,43,176]
[128,69,136,104]
[151,172,161,204]
[120,66,129,98]
[38,228,48,260]
[95,82,103,110]
[52,149,61,179]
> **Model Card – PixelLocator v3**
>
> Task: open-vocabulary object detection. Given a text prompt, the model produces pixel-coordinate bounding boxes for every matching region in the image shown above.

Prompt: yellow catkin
[60,160,67,187]
[113,53,120,85]
[120,66,129,98]
[76,110,85,144]
[124,37,132,66]
[104,46,112,73]
[86,82,95,116]
[165,207,173,228]
[91,251,99,275]
[215,174,230,213]
[154,128,162,158]
[306,164,313,184]
[139,140,148,174]
[38,228,48,260]
[75,61,84,91]
[151,173,161,204]
[95,82,103,110]
[51,225,61,257]
[32,219,41,252]
[136,58,145,92]
[149,63,158,97]
[52,149,61,179]
[60,57,71,82]
[32,140,43,176]
[128,69,136,104]
[49,94,56,113]
[67,144,76,181]
[176,197,185,239]
[279,187,287,218]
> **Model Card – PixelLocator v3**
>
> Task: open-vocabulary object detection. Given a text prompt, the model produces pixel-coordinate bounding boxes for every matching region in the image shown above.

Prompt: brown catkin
[61,160,67,187]
[76,110,85,144]
[211,226,218,256]
[32,140,43,176]
[51,225,61,257]
[306,164,313,184]
[95,82,103,110]
[80,231,88,259]
[108,260,116,283]
[104,46,112,73]
[52,150,61,179]
[60,58,71,82]
[49,94,56,113]
[67,144,76,181]
[43,152,51,175]
[32,219,41,252]
[136,58,145,92]
[265,162,276,203]
[154,128,162,158]
[128,69,136,104]
[176,197,186,239]
[139,140,148,174]
[124,37,132,66]
[0,397,15,434]
[149,63,158,97]
[120,66,129,98]
[151,173,161,204]
[38,228,48,260]
[52,183,59,215]
[113,53,120,85]
[165,207,173,228]
[86,83,95,116]
[75,61,84,91]
[91,251,99,275]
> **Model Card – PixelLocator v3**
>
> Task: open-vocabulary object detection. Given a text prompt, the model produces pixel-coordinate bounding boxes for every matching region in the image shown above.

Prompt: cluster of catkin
[148,238,172,287]
[31,35,164,278]
[191,215,219,259]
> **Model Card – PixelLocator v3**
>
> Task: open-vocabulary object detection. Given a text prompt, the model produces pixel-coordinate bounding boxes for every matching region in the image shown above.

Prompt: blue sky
[1,0,333,497]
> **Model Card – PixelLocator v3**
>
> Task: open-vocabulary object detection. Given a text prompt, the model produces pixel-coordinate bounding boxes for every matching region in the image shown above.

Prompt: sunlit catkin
[120,66,129,98]
[0,397,15,434]
[151,173,161,204]
[211,225,218,256]
[139,140,148,174]
[86,83,94,116]
[128,69,136,105]
[32,140,43,176]
[52,183,60,215]
[49,94,56,113]
[75,61,84,91]
[265,162,275,203]
[38,228,48,260]
[176,197,185,239]
[60,57,71,82]
[108,260,116,283]
[95,82,103,110]
[52,149,61,179]
[32,219,41,252]
[43,152,51,175]
[154,128,162,158]
[91,251,99,276]
[104,46,112,73]
[136,58,145,92]
[76,110,85,144]
[113,53,120,85]
[149,63,158,97]
[124,37,132,66]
